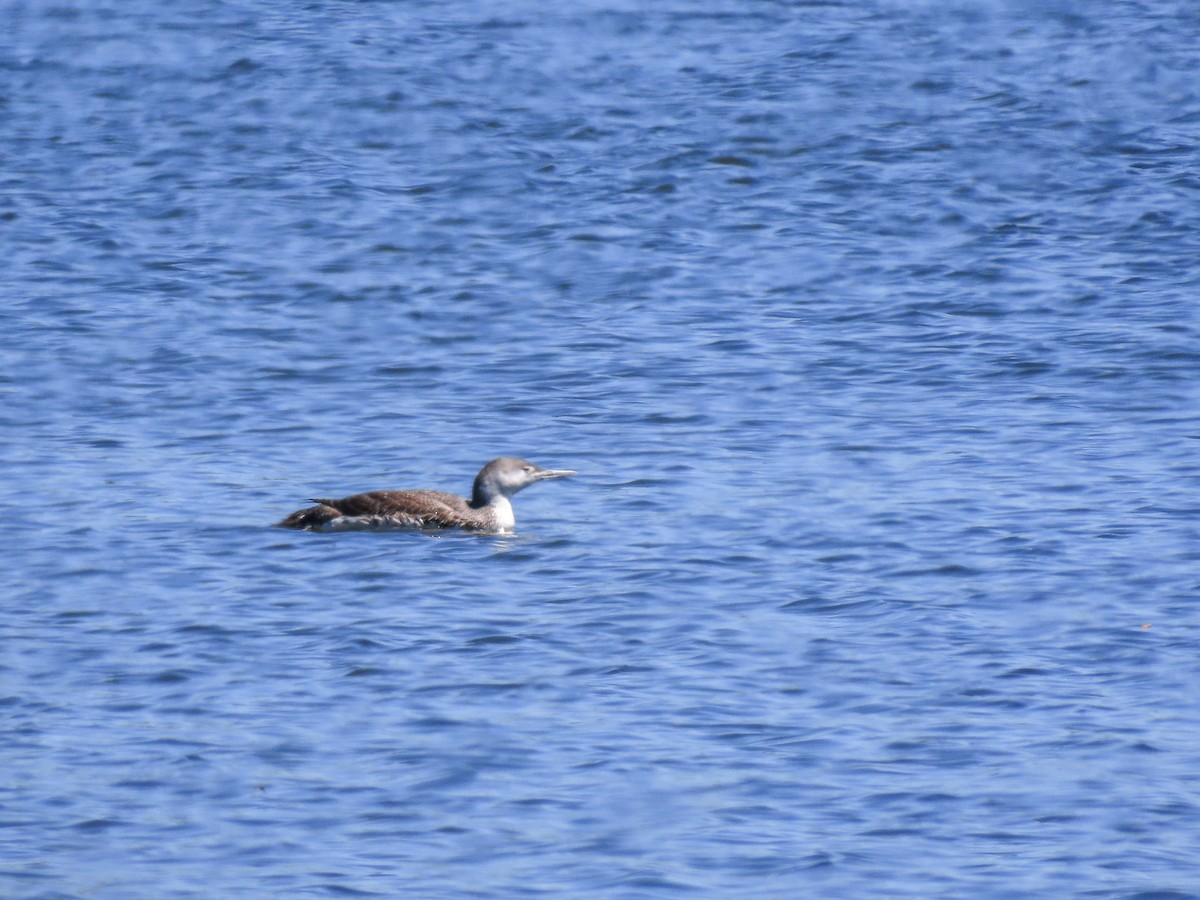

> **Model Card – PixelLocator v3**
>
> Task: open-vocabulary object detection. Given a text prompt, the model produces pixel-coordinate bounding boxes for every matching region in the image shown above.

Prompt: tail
[276,504,341,529]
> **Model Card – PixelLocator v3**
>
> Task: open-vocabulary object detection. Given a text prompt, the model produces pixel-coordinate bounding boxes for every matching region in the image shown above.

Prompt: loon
[276,457,575,533]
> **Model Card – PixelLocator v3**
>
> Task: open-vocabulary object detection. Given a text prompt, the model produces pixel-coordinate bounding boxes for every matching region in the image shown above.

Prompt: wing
[314,490,473,528]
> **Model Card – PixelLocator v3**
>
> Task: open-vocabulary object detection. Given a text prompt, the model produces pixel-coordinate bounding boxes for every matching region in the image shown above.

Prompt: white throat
[488,496,516,533]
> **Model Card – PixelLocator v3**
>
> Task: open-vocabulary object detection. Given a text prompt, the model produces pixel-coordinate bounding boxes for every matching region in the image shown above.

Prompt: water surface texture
[4,1,1200,897]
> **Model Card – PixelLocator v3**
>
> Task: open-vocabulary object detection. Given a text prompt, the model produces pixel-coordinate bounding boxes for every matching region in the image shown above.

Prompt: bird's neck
[485,496,515,532]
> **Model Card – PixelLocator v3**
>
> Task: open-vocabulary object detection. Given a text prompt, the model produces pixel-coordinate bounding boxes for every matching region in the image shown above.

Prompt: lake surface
[4,1,1200,896]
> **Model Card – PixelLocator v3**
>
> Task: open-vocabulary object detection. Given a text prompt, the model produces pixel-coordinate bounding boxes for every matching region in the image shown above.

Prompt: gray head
[471,457,575,506]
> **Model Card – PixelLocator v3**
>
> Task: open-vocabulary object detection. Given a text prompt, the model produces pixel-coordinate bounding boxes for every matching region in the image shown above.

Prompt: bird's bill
[535,468,576,480]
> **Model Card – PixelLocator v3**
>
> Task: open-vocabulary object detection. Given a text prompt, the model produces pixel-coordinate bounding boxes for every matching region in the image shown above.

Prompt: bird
[276,457,575,533]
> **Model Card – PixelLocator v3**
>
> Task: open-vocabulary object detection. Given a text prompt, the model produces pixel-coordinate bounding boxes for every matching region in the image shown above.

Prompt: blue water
[4,1,1200,896]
